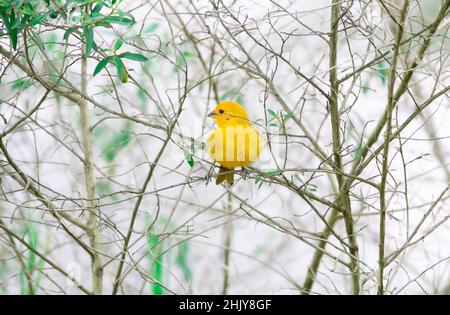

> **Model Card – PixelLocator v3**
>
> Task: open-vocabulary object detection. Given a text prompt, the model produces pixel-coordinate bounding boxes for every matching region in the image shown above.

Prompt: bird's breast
[207,124,263,168]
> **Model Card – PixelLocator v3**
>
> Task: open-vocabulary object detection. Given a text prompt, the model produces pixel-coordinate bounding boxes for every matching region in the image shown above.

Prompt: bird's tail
[216,166,234,186]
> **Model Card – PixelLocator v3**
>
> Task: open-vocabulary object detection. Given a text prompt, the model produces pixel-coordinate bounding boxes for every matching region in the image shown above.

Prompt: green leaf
[9,9,18,50]
[175,241,192,281]
[21,5,34,16]
[185,153,194,168]
[103,15,134,25]
[116,9,136,23]
[266,169,282,177]
[375,61,388,85]
[113,39,123,51]
[282,112,293,121]
[138,88,148,103]
[31,30,45,51]
[145,23,159,33]
[118,52,148,62]
[96,180,115,200]
[362,83,369,94]
[92,2,104,15]
[92,125,106,137]
[101,129,131,162]
[18,221,40,294]
[0,8,10,27]
[236,95,244,105]
[293,173,302,183]
[174,51,194,69]
[182,50,194,57]
[30,13,47,27]
[353,143,362,161]
[174,52,191,70]
[12,78,32,90]
[33,256,45,294]
[93,56,112,76]
[255,175,263,189]
[114,56,128,83]
[84,26,94,57]
[267,109,277,118]
[63,28,76,41]
[147,235,164,295]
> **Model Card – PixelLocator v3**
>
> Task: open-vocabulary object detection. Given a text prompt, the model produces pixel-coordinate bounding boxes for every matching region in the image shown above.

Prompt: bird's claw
[205,162,216,185]
[240,166,250,180]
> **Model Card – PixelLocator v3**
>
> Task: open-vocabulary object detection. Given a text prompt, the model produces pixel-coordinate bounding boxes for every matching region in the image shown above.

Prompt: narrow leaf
[63,28,76,41]
[9,9,18,50]
[93,56,112,76]
[266,169,282,177]
[267,109,277,118]
[114,57,128,83]
[103,16,134,25]
[147,235,164,295]
[375,61,388,85]
[185,153,194,168]
[84,26,94,56]
[30,13,47,27]
[118,52,148,62]
[31,30,45,51]
[92,2,104,15]
[182,50,194,57]
[145,23,159,33]
[113,39,123,51]
[101,129,131,162]
[175,241,192,281]
[282,112,293,121]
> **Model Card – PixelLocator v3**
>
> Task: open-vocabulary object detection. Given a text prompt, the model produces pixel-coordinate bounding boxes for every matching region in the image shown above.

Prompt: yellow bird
[207,101,263,185]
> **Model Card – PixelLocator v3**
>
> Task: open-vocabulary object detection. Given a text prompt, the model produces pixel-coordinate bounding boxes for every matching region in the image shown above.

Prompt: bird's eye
[219,109,224,114]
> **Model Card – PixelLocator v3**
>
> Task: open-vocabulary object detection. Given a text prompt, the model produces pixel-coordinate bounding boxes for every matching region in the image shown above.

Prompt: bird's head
[208,101,250,127]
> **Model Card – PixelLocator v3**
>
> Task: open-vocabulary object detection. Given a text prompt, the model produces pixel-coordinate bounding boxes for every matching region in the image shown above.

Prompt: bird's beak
[207,111,217,118]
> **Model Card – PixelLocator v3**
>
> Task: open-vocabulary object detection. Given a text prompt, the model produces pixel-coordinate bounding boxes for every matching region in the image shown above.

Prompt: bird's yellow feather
[207,101,263,185]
